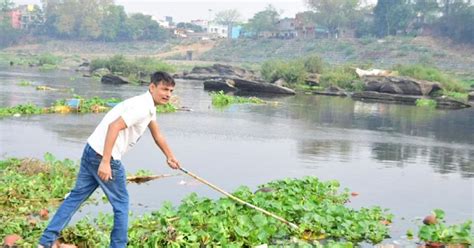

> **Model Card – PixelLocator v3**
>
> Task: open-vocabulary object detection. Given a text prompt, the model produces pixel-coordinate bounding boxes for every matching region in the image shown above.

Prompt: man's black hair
[151,71,175,86]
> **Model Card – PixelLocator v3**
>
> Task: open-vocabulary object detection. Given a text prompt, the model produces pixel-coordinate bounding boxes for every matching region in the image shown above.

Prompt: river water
[0,67,473,244]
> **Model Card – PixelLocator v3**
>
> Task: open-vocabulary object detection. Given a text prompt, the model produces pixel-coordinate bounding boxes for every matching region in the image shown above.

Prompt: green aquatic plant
[417,209,473,246]
[157,102,178,113]
[0,154,395,247]
[0,154,78,244]
[0,103,44,117]
[17,80,32,86]
[415,98,437,108]
[63,177,392,247]
[211,91,265,107]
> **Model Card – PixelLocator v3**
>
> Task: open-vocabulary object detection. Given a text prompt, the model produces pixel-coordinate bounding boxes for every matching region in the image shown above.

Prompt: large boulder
[232,78,295,95]
[101,74,131,84]
[305,73,320,86]
[182,64,295,95]
[469,91,474,102]
[92,68,111,77]
[362,76,442,96]
[352,91,470,109]
[204,79,237,92]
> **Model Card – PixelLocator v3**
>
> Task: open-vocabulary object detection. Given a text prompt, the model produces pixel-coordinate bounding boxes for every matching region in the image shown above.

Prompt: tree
[437,1,474,43]
[100,5,127,41]
[176,22,204,32]
[244,5,280,37]
[124,13,168,41]
[306,0,359,38]
[373,0,414,37]
[0,0,15,11]
[214,9,240,39]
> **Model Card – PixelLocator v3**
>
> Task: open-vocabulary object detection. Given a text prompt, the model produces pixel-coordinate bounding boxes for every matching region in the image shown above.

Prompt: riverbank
[2,36,473,77]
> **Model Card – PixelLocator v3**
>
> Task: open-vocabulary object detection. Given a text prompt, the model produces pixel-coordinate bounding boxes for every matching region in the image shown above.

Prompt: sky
[15,0,310,22]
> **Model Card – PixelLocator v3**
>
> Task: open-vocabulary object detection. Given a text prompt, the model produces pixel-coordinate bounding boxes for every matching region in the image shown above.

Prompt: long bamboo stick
[179,167,299,230]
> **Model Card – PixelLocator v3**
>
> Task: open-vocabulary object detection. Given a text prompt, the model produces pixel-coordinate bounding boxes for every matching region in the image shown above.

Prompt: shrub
[393,64,466,93]
[320,65,360,89]
[38,53,61,66]
[90,55,176,77]
[302,55,324,74]
[261,59,307,85]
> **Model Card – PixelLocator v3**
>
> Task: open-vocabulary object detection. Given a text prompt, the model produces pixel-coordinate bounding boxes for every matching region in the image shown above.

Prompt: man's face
[149,82,174,106]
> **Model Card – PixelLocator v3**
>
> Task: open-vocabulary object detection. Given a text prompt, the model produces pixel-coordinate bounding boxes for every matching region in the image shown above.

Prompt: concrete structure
[207,23,228,38]
[274,18,298,39]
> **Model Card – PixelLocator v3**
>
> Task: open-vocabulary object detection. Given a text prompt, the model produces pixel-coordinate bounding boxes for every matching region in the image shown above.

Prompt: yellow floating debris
[51,105,71,114]
[90,105,109,113]
[36,85,57,91]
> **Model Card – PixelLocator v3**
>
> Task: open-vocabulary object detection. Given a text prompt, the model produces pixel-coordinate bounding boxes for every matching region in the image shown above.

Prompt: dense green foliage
[42,0,169,41]
[211,91,265,107]
[417,209,472,246]
[319,65,362,90]
[261,55,325,86]
[0,103,44,117]
[0,154,78,243]
[243,5,280,37]
[1,154,393,247]
[306,0,359,38]
[374,0,414,37]
[261,60,307,85]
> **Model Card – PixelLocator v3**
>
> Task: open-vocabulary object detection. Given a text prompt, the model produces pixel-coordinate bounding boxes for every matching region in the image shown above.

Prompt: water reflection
[280,94,474,144]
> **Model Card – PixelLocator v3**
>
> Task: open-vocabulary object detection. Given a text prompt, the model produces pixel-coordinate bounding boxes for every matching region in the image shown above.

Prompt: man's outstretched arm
[148,120,180,169]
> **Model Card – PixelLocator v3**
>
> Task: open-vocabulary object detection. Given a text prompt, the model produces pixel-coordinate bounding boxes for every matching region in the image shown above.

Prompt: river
[0,67,472,245]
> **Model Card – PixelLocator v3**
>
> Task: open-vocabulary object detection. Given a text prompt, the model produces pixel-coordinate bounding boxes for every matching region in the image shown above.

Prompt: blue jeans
[39,144,129,248]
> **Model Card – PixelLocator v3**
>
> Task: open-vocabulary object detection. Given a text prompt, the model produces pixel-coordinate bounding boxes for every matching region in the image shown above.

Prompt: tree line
[1,0,473,47]
[0,0,169,47]
[242,0,473,43]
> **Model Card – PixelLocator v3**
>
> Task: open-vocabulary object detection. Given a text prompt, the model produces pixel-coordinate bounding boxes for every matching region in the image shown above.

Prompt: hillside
[197,36,474,78]
[2,36,473,78]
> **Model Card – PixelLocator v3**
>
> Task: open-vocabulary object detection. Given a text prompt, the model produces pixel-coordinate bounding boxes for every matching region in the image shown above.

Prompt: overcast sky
[117,0,309,22]
[15,0,310,22]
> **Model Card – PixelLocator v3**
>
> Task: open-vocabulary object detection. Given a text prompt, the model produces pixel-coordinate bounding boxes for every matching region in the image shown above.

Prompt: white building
[206,23,228,38]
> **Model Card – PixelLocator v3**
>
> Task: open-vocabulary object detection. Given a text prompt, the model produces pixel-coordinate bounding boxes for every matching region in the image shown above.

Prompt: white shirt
[87,91,156,160]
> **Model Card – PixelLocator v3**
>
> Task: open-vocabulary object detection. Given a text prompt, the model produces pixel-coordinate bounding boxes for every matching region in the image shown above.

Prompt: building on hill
[274,18,298,39]
[206,23,228,39]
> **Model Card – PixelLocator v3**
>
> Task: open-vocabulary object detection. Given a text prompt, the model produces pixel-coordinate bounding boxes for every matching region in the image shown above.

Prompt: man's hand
[167,157,180,170]
[98,160,112,181]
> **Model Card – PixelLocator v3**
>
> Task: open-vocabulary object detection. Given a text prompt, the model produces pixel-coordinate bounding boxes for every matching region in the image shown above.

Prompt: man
[38,71,181,248]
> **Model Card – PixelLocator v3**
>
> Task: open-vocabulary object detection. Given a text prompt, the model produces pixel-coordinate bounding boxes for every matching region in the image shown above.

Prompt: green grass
[393,64,467,93]
[442,91,468,102]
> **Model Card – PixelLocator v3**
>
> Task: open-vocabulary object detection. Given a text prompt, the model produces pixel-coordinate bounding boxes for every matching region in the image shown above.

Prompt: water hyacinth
[211,91,265,107]
[0,95,178,117]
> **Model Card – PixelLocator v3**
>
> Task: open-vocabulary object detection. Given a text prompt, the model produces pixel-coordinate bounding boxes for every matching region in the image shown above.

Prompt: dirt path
[153,40,216,59]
